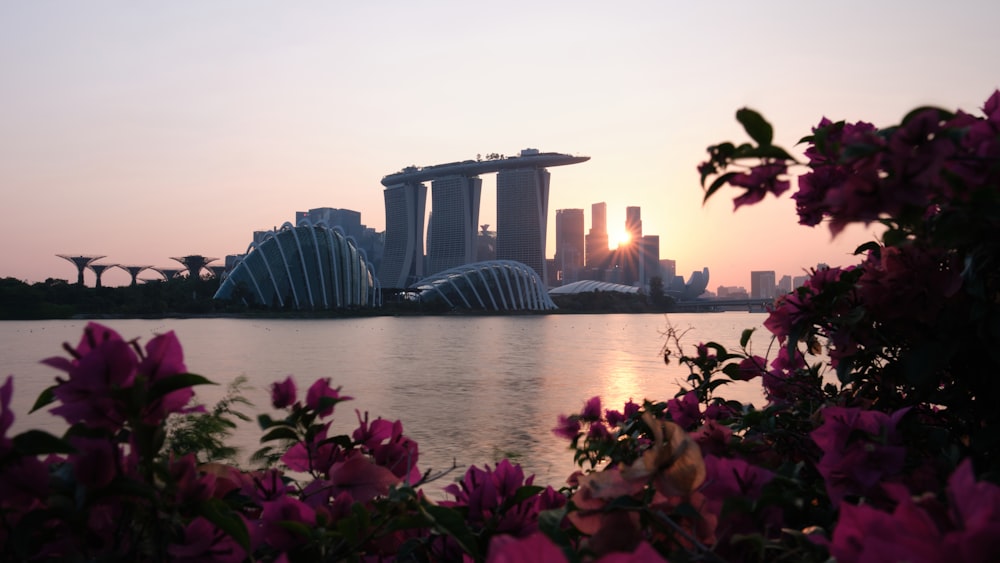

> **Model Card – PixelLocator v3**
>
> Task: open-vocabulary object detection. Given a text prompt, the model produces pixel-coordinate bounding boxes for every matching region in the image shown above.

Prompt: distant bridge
[672,298,775,312]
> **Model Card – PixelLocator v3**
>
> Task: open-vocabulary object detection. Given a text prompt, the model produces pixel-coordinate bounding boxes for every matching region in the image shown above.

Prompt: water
[0,313,769,488]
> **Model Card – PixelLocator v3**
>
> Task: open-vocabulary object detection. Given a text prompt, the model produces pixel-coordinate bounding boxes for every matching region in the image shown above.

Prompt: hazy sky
[2,1,998,289]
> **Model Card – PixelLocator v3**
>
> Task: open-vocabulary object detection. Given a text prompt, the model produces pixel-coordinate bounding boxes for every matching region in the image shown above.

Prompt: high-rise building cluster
[377,149,588,288]
[554,202,668,291]
[59,148,716,300]
[716,263,831,301]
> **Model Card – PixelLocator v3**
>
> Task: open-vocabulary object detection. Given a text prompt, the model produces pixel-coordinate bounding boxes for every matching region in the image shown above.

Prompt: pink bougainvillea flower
[580,396,602,421]
[691,419,732,458]
[942,459,1000,561]
[444,459,562,537]
[728,162,790,210]
[168,516,246,563]
[253,496,316,552]
[622,399,640,418]
[169,454,217,505]
[587,421,612,441]
[239,468,296,505]
[702,400,736,421]
[734,355,766,381]
[68,435,122,488]
[281,423,346,475]
[830,483,947,563]
[701,455,780,537]
[857,244,961,326]
[552,414,580,440]
[666,391,701,429]
[760,345,808,404]
[305,378,351,417]
[811,406,908,506]
[604,408,625,427]
[270,376,296,409]
[327,451,400,503]
[831,460,1000,562]
[486,532,567,563]
[0,454,49,511]
[353,415,421,483]
[44,323,137,429]
[0,376,15,455]
[595,541,669,563]
[138,330,197,424]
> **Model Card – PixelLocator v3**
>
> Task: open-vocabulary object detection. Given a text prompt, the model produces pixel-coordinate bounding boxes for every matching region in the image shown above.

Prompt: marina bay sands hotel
[378,148,589,288]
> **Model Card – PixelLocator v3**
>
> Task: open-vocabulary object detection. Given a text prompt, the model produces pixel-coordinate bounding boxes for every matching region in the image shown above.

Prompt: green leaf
[29,386,57,413]
[703,172,739,204]
[900,105,953,125]
[94,476,160,503]
[421,503,480,559]
[148,373,215,403]
[276,520,312,540]
[258,413,276,429]
[854,241,882,256]
[318,434,353,449]
[504,485,545,508]
[739,328,755,348]
[12,430,75,455]
[260,426,300,443]
[882,228,910,247]
[722,363,744,380]
[740,145,796,161]
[198,499,251,552]
[736,108,774,146]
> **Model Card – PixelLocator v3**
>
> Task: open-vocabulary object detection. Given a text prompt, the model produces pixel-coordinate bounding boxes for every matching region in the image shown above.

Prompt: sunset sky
[2,1,998,290]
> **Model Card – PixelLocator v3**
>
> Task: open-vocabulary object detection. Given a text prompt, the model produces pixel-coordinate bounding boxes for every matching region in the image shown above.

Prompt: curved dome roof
[414,260,556,311]
[548,280,640,295]
[215,221,381,309]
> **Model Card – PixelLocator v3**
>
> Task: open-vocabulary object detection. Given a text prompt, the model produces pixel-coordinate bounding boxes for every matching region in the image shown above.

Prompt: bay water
[0,312,771,488]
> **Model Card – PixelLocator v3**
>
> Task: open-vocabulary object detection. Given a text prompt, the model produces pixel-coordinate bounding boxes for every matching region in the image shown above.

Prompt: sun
[611,230,631,249]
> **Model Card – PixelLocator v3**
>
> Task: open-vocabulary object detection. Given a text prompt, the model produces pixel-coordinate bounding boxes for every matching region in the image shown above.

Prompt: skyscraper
[297,207,363,240]
[620,206,643,285]
[555,208,585,284]
[426,175,482,275]
[379,180,427,288]
[585,202,609,272]
[626,206,642,242]
[641,234,660,288]
[496,166,550,284]
[750,270,777,299]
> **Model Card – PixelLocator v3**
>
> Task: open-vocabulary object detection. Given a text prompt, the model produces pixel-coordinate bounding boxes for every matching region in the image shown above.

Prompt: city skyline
[3,3,999,290]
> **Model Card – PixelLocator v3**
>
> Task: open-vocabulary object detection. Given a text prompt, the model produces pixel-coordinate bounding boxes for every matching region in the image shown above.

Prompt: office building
[777,275,793,295]
[426,175,482,275]
[750,270,777,299]
[619,206,643,285]
[555,208,585,284]
[297,208,364,240]
[641,234,660,288]
[626,206,642,241]
[379,180,428,288]
[496,167,550,283]
[717,285,750,299]
[477,225,496,261]
[585,202,610,272]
